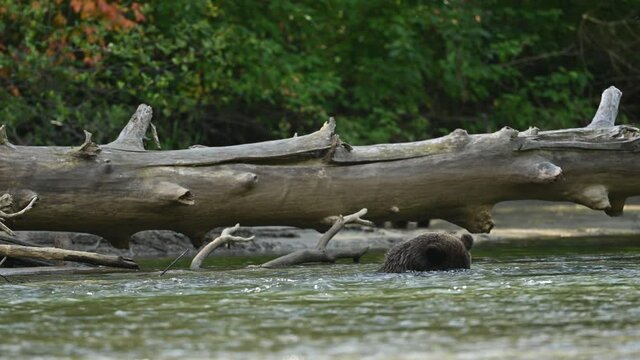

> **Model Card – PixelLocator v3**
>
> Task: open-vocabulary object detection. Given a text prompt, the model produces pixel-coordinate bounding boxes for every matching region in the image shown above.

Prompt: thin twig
[160,248,190,276]
[0,256,10,283]
[150,122,161,149]
[0,196,38,219]
[0,195,38,236]
[499,46,577,68]
[0,222,15,236]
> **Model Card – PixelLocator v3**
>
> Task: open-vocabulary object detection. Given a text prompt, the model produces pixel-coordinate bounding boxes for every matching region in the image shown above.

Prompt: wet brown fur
[380,233,473,273]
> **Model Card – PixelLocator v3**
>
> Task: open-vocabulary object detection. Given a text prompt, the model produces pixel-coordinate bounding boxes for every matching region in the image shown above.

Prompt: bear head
[380,232,473,273]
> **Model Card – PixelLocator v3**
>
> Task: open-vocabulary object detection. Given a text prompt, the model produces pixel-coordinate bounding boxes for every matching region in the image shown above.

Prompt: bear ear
[460,234,474,250]
[425,245,446,265]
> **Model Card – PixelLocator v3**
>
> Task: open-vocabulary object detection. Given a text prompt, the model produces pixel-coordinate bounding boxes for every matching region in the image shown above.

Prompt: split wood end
[588,86,622,129]
[106,104,154,151]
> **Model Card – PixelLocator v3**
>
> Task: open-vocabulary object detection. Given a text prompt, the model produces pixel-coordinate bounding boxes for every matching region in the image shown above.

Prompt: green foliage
[0,0,638,148]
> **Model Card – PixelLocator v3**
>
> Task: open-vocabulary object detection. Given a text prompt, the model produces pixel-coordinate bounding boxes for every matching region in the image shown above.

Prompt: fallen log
[0,86,638,247]
[0,244,139,269]
[0,266,133,277]
[0,234,54,268]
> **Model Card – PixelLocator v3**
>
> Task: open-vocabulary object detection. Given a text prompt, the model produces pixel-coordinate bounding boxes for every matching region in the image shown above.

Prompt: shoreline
[9,199,640,259]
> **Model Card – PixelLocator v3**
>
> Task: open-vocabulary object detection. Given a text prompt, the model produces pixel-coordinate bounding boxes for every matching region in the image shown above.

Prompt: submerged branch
[260,209,373,268]
[190,224,254,270]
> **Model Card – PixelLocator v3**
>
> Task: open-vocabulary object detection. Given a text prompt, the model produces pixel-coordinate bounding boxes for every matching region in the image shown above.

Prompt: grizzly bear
[380,232,473,273]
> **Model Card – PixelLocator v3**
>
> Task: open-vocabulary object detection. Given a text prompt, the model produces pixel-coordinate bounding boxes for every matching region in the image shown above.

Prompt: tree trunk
[1,87,637,247]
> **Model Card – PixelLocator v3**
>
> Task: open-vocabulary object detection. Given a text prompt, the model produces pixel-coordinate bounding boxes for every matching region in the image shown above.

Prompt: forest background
[1,0,638,149]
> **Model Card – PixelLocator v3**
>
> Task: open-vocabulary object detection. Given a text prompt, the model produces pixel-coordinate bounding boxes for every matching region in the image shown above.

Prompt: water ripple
[1,248,640,359]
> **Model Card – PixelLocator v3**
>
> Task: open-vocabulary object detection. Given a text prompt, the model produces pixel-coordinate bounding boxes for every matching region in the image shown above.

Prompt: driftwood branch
[0,244,139,269]
[0,194,37,236]
[0,195,37,219]
[259,208,372,268]
[0,86,638,248]
[190,224,254,270]
[317,208,375,249]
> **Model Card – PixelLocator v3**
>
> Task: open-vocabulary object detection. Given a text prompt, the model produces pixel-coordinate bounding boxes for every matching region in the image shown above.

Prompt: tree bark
[0,86,638,247]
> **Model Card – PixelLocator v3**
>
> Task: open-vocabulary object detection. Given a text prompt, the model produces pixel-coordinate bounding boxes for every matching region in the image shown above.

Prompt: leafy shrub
[0,0,637,148]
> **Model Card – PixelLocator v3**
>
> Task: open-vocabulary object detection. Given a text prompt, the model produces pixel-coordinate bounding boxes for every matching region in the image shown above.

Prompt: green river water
[1,236,640,359]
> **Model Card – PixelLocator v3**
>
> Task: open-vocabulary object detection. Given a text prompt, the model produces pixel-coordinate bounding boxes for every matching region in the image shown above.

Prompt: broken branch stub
[190,224,254,270]
[68,130,101,158]
[588,86,622,129]
[106,104,153,151]
[0,125,15,148]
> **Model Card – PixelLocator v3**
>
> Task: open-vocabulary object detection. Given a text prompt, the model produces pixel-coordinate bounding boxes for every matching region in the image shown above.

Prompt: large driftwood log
[0,86,638,247]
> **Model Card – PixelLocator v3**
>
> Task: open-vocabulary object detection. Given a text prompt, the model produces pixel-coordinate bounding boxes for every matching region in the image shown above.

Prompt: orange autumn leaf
[70,0,82,13]
[83,53,102,65]
[9,85,20,97]
[132,2,145,22]
[69,0,142,30]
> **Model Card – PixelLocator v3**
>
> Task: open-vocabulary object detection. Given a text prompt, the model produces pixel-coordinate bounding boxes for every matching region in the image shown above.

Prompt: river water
[1,236,640,359]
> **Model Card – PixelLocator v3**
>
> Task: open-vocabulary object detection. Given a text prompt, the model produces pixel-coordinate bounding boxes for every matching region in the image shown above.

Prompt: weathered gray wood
[190,224,254,270]
[0,244,139,269]
[332,129,470,163]
[588,86,622,129]
[106,117,336,167]
[0,86,638,247]
[106,104,153,151]
[0,266,132,277]
[259,247,369,268]
[259,208,372,268]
